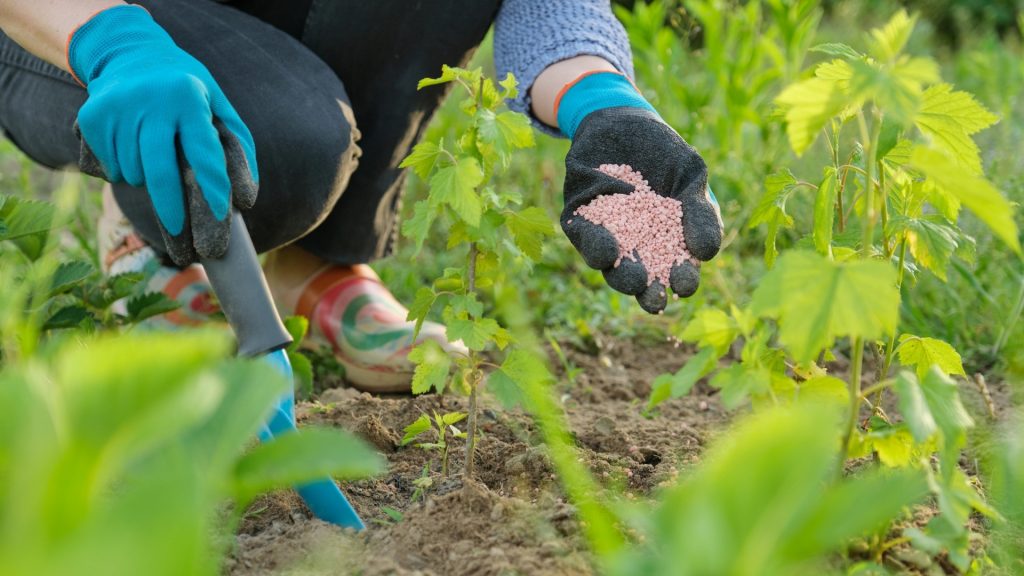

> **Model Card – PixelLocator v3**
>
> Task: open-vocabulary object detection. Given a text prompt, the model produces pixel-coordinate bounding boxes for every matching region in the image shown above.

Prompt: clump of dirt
[228,338,727,575]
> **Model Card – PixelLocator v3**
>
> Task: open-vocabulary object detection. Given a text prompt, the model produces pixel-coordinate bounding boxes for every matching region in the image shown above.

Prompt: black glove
[561,107,723,313]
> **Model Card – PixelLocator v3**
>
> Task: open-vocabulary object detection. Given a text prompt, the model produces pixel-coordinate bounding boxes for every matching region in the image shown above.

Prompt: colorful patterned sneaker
[294,264,467,393]
[99,197,222,329]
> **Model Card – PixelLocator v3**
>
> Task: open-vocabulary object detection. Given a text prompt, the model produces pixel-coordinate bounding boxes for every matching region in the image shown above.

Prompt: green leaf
[283,315,309,352]
[788,467,926,554]
[232,427,383,504]
[809,43,864,60]
[893,371,938,443]
[440,412,467,426]
[406,287,436,339]
[751,250,900,363]
[888,215,960,280]
[126,292,181,323]
[0,196,56,259]
[848,57,938,124]
[749,170,798,267]
[43,305,92,331]
[506,206,554,260]
[868,10,916,61]
[813,168,837,256]
[183,358,292,472]
[445,314,510,352]
[776,76,847,155]
[498,73,519,100]
[430,158,484,227]
[288,351,313,401]
[477,109,535,166]
[408,340,452,395]
[910,146,1020,253]
[798,376,848,407]
[448,293,483,319]
[647,346,720,411]
[897,334,966,380]
[49,260,94,297]
[914,84,997,173]
[400,141,442,180]
[401,414,433,446]
[710,363,771,409]
[402,201,436,252]
[679,309,740,355]
[919,367,973,445]
[871,427,915,467]
[416,64,459,89]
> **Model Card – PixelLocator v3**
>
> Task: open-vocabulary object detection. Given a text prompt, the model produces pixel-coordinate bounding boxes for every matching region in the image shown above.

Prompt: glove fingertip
[603,255,647,296]
[670,261,701,298]
[191,191,231,260]
[636,281,668,314]
[562,217,619,270]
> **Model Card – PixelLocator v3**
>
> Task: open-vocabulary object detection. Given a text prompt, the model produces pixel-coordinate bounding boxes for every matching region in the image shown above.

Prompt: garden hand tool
[556,70,723,313]
[77,136,366,533]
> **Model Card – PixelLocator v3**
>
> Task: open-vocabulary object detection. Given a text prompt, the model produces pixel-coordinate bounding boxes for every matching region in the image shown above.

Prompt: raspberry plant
[649,11,1019,569]
[400,66,554,478]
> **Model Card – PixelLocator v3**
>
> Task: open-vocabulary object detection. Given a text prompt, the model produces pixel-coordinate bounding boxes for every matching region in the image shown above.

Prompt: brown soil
[226,337,730,576]
[225,337,1011,576]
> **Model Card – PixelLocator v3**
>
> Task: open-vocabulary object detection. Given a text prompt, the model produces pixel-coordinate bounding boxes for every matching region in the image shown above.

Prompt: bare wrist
[530,55,618,129]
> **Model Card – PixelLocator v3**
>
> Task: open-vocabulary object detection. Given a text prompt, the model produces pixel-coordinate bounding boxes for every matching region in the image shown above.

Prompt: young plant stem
[464,242,479,479]
[879,235,909,396]
[841,336,865,471]
[857,109,883,257]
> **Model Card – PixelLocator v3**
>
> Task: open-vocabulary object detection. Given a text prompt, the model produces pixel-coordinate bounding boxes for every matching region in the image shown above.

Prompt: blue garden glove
[260,350,365,530]
[69,5,258,266]
[557,71,723,313]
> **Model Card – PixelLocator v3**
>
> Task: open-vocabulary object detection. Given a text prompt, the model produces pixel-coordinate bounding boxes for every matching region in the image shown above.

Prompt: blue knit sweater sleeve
[493,0,635,137]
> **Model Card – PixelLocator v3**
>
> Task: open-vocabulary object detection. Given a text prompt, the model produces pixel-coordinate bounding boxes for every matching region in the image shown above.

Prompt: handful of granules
[572,164,695,287]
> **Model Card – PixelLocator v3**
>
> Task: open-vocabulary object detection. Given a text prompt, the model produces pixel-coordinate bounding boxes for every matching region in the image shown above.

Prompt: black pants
[0,0,502,264]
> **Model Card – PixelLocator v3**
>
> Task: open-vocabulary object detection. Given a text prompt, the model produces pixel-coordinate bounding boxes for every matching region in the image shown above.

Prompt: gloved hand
[260,350,365,530]
[69,5,258,266]
[557,71,723,313]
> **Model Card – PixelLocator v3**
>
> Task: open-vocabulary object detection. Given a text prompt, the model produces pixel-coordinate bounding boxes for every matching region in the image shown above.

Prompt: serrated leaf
[402,201,436,252]
[918,84,997,135]
[126,292,181,323]
[232,427,383,504]
[430,158,484,227]
[868,10,916,61]
[408,340,452,394]
[751,250,900,363]
[888,215,960,280]
[810,43,864,59]
[710,364,771,409]
[49,260,94,297]
[449,293,483,319]
[813,168,838,255]
[895,335,966,381]
[400,141,442,180]
[920,368,973,444]
[679,309,739,355]
[407,287,436,339]
[445,315,509,351]
[43,305,92,331]
[798,376,848,407]
[477,109,535,167]
[848,57,935,124]
[498,72,519,100]
[401,414,432,446]
[871,427,915,467]
[749,170,798,267]
[776,76,847,155]
[910,146,1020,253]
[441,412,467,426]
[506,206,554,260]
[417,64,459,89]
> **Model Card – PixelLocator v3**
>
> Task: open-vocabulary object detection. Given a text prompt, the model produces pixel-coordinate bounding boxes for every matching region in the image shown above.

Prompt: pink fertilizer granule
[574,164,694,287]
